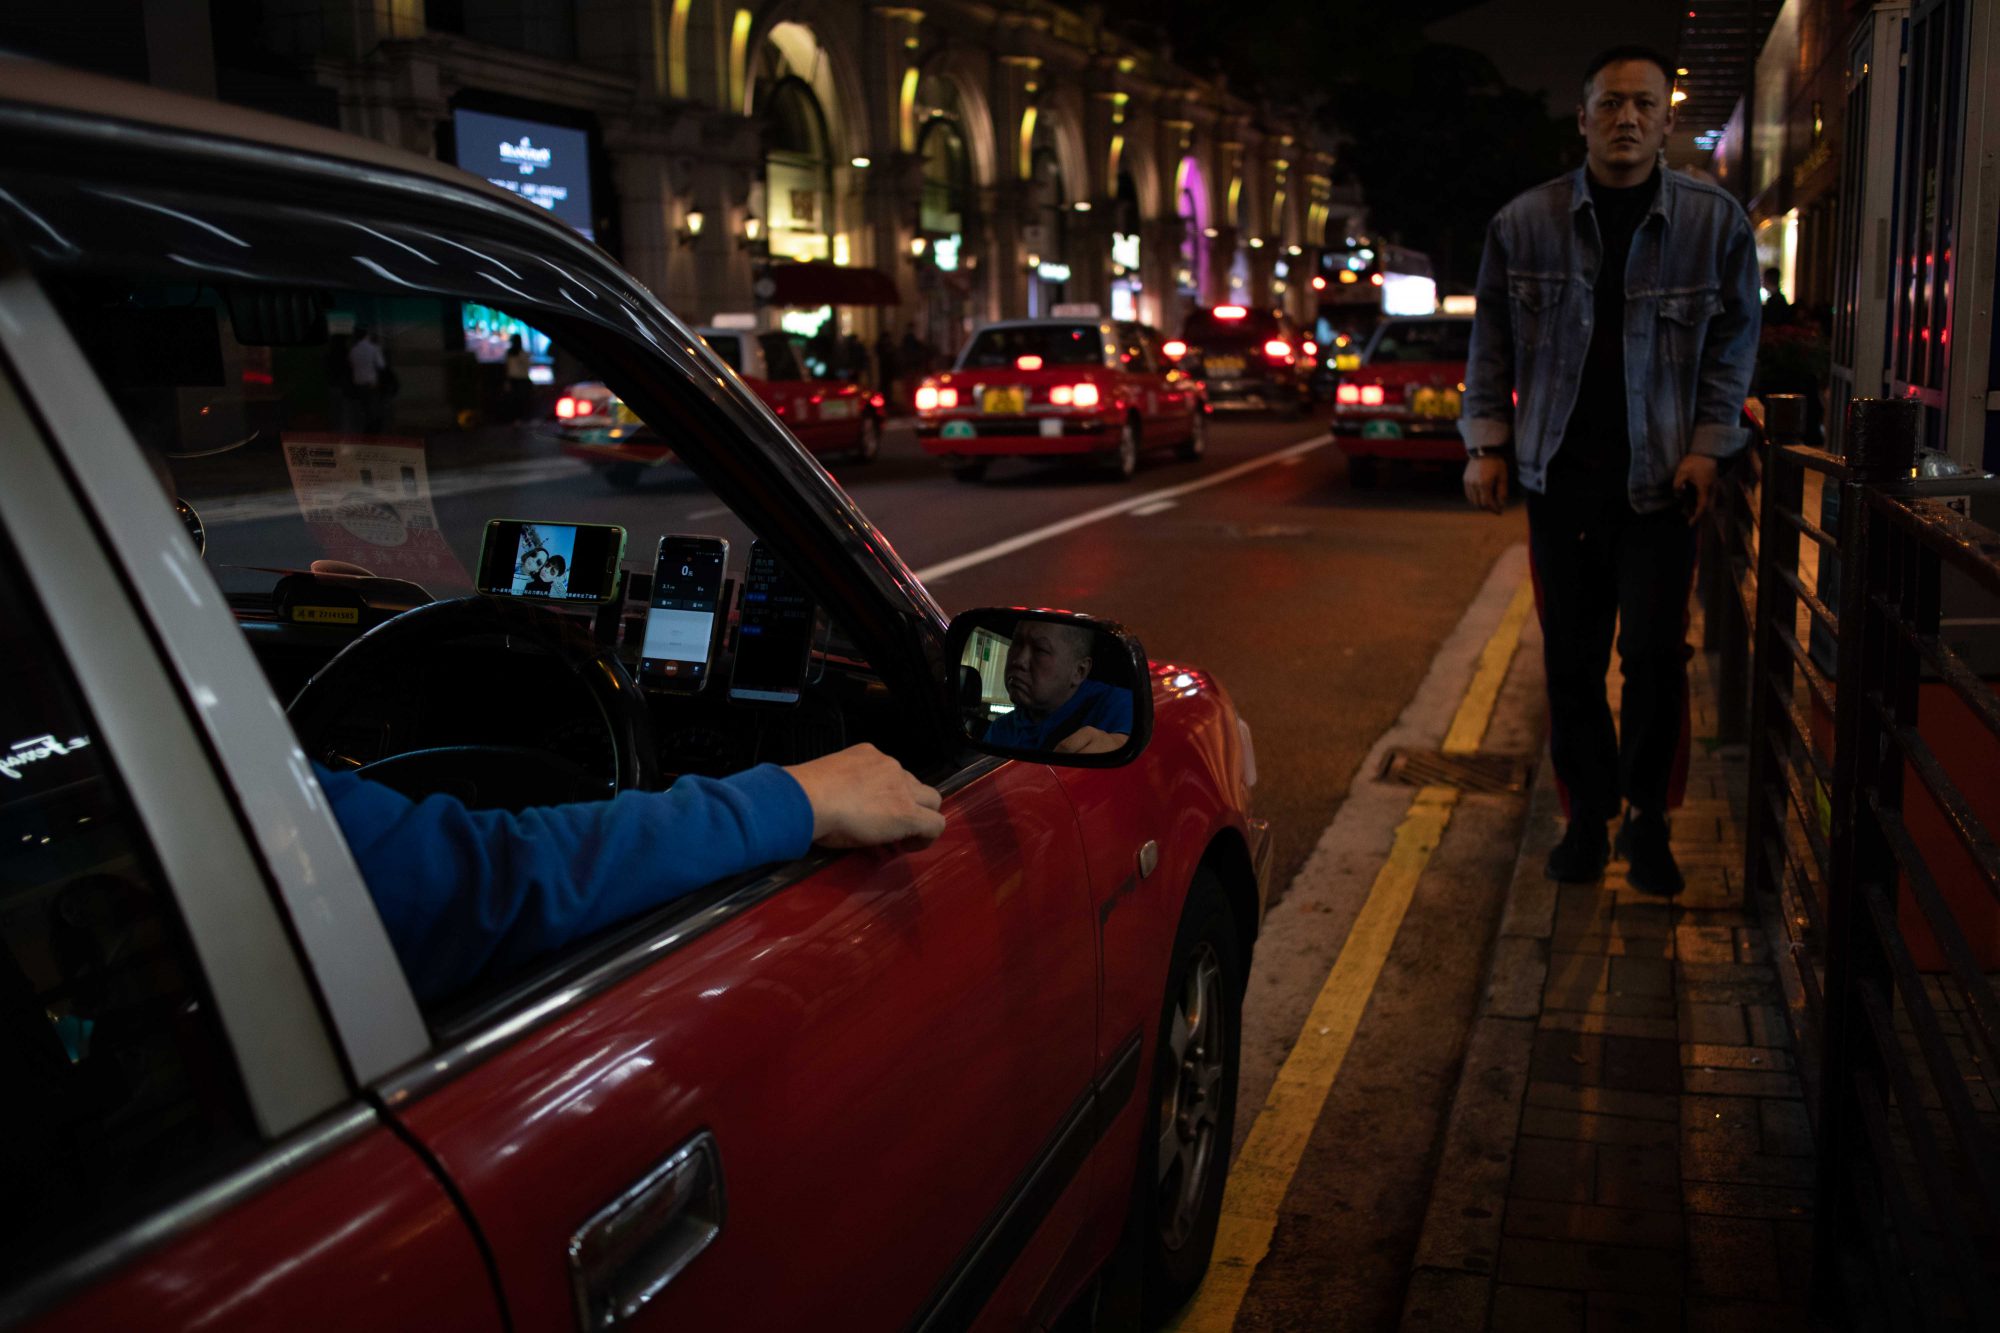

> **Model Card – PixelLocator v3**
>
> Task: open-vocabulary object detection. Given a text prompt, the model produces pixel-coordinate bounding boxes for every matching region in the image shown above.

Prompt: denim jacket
[1460,165,1761,512]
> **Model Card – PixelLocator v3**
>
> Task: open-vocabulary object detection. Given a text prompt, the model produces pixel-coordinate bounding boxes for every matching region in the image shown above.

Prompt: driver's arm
[320,744,942,1004]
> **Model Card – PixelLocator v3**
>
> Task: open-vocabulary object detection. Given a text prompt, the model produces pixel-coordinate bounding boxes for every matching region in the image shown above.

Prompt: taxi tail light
[1359,384,1386,406]
[916,383,959,411]
[1016,354,1044,371]
[1161,339,1188,359]
[1213,305,1248,320]
[555,396,577,419]
[1263,339,1293,360]
[1303,340,1319,357]
[1066,382,1102,408]
[1336,383,1361,405]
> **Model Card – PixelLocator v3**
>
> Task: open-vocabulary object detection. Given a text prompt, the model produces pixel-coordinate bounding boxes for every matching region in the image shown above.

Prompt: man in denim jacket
[1461,46,1760,893]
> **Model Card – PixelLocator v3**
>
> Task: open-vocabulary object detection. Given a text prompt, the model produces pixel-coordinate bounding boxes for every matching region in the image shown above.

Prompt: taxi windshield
[47,279,754,603]
[1366,320,1472,364]
[959,324,1105,369]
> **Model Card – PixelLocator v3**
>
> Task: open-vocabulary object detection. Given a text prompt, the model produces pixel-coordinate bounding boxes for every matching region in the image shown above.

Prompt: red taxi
[559,325,884,487]
[916,315,1207,481]
[1329,313,1474,487]
[0,59,1270,1333]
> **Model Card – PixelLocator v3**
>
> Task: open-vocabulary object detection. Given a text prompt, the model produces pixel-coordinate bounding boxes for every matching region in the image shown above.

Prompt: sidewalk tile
[1511,1136,1596,1204]
[1496,1237,1682,1295]
[1401,1269,1493,1331]
[1547,933,1672,958]
[1679,1002,1746,1045]
[1488,937,1549,1020]
[1680,1043,1794,1072]
[1675,925,1738,964]
[1688,1216,1782,1301]
[1608,956,1673,998]
[1504,1198,1683,1249]
[1527,1081,1680,1123]
[1521,1107,1679,1149]
[1679,962,1783,1004]
[1593,1142,1681,1210]
[1490,1283,1584,1332]
[1682,1180,1814,1221]
[1682,1299,1808,1333]
[1744,1004,1788,1047]
[1584,1289,1683,1333]
[1540,1010,1681,1041]
[1532,1029,1681,1094]
[1681,1068,1804,1099]
[1503,875,1561,939]
[1758,1099,1814,1157]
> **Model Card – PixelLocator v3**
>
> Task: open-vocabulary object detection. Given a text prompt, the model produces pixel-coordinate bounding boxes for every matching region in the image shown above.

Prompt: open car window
[39,274,913,1013]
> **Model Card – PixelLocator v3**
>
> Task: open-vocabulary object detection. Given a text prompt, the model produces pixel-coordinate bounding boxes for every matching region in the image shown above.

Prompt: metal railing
[1714,395,2000,1329]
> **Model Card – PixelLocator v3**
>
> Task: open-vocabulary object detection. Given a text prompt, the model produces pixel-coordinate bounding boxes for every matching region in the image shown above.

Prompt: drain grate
[1376,748,1535,795]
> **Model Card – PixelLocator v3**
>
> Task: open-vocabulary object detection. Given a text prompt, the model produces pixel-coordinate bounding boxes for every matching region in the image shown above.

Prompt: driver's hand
[1463,455,1509,513]
[1054,727,1127,756]
[785,744,946,850]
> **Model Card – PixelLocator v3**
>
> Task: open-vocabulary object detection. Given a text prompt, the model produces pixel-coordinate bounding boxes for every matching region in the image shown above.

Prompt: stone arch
[743,13,868,164]
[919,49,999,191]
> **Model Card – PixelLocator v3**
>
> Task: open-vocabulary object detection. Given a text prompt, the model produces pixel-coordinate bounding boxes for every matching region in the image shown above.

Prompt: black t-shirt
[1553,168,1661,495]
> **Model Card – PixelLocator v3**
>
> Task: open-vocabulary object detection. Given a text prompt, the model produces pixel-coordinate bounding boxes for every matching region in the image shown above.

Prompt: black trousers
[1527,482,1696,822]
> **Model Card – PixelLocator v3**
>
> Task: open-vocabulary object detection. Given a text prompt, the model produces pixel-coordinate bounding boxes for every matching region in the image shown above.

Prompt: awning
[761,261,902,308]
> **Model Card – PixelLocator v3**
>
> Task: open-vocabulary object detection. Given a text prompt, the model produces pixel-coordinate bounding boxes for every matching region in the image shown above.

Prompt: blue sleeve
[317,764,815,1004]
[1085,681,1134,734]
[1459,216,1516,452]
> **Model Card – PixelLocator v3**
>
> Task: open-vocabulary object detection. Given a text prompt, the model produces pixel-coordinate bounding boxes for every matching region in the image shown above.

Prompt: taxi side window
[1117,325,1154,373]
[0,548,258,1293]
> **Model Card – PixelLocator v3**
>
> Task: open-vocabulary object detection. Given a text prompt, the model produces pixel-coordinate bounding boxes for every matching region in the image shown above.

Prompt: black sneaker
[1545,817,1611,882]
[1617,808,1685,896]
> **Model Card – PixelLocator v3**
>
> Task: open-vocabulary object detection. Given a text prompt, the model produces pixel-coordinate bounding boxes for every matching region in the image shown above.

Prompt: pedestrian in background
[346,324,389,434]
[1760,266,1795,326]
[873,327,899,402]
[1460,45,1761,895]
[504,332,535,422]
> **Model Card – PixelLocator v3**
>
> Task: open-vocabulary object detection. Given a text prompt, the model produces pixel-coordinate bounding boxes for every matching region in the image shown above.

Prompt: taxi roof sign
[1050,303,1102,318]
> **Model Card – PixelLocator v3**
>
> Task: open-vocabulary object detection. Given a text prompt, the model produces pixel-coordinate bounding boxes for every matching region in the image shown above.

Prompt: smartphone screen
[477,520,626,604]
[639,535,728,691]
[728,540,815,705]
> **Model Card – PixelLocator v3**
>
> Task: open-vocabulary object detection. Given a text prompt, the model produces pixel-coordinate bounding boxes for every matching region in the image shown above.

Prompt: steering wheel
[289,596,656,810]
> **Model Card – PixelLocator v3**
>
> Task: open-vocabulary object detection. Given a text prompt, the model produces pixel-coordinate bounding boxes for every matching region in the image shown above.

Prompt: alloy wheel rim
[1190,412,1206,455]
[1120,421,1138,475]
[1157,941,1224,1250]
[860,415,881,460]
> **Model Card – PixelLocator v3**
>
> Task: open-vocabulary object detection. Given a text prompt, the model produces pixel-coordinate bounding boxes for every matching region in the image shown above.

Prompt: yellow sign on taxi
[982,387,1025,414]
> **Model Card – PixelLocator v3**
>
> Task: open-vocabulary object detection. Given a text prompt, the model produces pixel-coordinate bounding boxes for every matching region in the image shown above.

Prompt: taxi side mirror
[945,608,1153,768]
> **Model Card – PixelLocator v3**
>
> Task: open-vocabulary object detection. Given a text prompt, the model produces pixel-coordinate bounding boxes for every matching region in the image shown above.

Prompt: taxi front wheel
[1139,868,1241,1321]
[1106,415,1141,479]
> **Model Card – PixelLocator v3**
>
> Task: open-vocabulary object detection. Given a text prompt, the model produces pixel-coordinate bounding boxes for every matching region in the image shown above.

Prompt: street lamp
[679,209,705,247]
[740,213,763,248]
[910,235,928,257]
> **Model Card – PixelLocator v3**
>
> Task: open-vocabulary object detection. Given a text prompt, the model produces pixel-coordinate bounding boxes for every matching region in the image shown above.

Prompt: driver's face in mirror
[962,617,1135,758]
[1005,620,1094,720]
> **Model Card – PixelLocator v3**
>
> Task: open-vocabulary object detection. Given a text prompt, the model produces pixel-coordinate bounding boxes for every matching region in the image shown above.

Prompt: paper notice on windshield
[282,435,471,585]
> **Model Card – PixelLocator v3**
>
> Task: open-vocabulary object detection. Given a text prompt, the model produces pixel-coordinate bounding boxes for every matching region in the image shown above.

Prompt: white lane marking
[685,505,731,520]
[913,432,1332,582]
[1130,500,1179,517]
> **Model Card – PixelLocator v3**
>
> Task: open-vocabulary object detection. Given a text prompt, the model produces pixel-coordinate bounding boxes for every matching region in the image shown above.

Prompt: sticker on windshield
[282,436,472,585]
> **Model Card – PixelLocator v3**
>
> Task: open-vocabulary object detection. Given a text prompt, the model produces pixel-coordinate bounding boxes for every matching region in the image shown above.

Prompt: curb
[1397,750,1565,1329]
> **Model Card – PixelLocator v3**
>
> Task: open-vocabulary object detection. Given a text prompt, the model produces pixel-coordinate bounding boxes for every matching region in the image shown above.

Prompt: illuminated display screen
[453,108,594,240]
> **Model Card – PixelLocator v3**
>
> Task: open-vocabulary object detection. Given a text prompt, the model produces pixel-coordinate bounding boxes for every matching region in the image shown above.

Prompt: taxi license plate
[819,398,855,420]
[983,387,1025,414]
[1206,356,1245,375]
[1411,391,1457,419]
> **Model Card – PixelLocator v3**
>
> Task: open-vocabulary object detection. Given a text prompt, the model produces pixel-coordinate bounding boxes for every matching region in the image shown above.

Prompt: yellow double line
[1171,579,1535,1331]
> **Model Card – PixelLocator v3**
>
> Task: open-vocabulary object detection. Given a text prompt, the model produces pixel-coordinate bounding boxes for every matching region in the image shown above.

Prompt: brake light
[1336,384,1361,405]
[1263,339,1292,359]
[1071,382,1101,408]
[556,396,577,419]
[916,383,959,411]
[1161,339,1188,359]
[1359,384,1386,406]
[1050,383,1101,408]
[1303,340,1319,357]
[1016,354,1044,371]
[1213,305,1247,320]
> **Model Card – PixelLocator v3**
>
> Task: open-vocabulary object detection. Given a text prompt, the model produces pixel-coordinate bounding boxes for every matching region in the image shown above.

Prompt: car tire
[1175,409,1207,462]
[949,459,988,484]
[1108,415,1140,480]
[603,462,642,491]
[1138,867,1242,1323]
[1347,455,1379,489]
[850,411,882,464]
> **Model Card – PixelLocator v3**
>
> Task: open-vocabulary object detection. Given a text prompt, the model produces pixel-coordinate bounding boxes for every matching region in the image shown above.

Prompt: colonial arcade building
[28,1,1348,350]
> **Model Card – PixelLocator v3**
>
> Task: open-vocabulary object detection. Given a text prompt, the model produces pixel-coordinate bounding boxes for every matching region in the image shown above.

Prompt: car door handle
[569,1131,726,1329]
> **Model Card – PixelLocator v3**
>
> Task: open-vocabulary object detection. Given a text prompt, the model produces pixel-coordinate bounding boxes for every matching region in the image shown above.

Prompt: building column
[1203,226,1238,306]
[1140,217,1188,331]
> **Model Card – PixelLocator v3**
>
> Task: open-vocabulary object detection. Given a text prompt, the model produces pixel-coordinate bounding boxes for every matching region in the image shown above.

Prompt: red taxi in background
[1169,305,1316,416]
[916,313,1207,481]
[559,324,884,487]
[1329,313,1474,487]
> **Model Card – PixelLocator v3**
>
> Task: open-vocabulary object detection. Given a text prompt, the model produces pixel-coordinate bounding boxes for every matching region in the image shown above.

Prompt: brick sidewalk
[1400,634,1815,1331]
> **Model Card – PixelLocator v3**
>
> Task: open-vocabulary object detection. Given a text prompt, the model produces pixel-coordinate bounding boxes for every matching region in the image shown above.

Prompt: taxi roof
[0,53,543,223]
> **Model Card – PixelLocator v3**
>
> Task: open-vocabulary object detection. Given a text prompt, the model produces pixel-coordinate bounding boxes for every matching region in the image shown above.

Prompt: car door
[0,340,499,1333]
[384,756,1099,1330]
[1143,327,1195,429]
[1115,322,1165,434]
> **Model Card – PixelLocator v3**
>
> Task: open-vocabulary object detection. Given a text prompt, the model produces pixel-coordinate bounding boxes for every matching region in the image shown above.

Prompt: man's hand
[785,744,946,850]
[1463,454,1509,513]
[1672,453,1721,525]
[1053,727,1128,756]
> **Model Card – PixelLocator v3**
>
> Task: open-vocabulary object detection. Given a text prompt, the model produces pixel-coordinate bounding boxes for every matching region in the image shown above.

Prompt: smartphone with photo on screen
[476,519,626,603]
[639,534,729,693]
